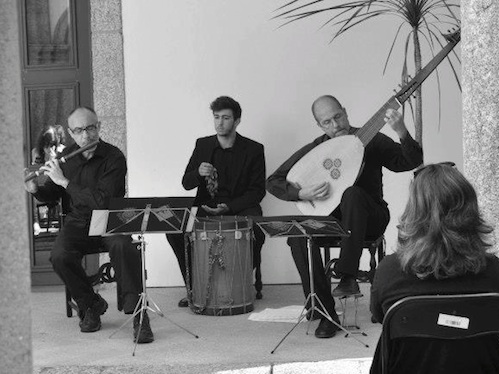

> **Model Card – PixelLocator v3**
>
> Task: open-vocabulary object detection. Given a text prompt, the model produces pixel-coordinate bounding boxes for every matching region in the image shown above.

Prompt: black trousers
[50,222,142,314]
[166,208,265,290]
[288,186,389,316]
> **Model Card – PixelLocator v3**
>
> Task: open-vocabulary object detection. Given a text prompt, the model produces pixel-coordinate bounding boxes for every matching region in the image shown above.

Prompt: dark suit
[267,129,423,316]
[167,133,266,293]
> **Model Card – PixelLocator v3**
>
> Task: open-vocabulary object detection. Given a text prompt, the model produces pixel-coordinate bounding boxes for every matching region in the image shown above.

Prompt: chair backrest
[381,292,499,373]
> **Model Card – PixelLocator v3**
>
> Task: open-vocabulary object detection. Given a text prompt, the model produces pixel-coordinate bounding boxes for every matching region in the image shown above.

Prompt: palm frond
[273,0,461,146]
[331,11,389,41]
[382,23,405,75]
[419,29,444,130]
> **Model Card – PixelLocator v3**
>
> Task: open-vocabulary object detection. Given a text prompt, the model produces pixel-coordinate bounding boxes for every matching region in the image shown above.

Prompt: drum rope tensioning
[188,217,254,316]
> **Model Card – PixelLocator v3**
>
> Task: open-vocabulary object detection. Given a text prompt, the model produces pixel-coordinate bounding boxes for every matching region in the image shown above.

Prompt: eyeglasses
[69,122,99,135]
[413,161,456,178]
[318,111,345,129]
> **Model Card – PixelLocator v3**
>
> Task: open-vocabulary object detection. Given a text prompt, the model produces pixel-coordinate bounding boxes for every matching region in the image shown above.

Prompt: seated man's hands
[39,159,69,188]
[198,162,214,177]
[201,203,229,215]
[385,108,408,139]
[298,182,330,201]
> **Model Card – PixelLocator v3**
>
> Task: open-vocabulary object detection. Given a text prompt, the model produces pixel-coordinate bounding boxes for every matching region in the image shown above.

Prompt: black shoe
[133,311,154,344]
[80,308,102,332]
[77,293,108,320]
[78,308,86,322]
[79,294,108,331]
[178,297,189,308]
[314,318,341,338]
[93,293,109,315]
[332,276,361,298]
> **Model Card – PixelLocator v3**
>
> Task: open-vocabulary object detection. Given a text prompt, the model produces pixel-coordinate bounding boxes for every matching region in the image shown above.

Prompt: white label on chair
[200,231,207,240]
[437,314,469,329]
[235,230,242,240]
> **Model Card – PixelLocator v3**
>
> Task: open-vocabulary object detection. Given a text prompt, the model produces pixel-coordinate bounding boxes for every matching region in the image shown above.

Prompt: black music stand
[90,197,199,355]
[254,216,369,353]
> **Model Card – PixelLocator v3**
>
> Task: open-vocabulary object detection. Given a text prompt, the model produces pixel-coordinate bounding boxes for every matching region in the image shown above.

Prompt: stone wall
[90,0,127,155]
[90,0,127,267]
[0,0,33,373]
[462,0,499,249]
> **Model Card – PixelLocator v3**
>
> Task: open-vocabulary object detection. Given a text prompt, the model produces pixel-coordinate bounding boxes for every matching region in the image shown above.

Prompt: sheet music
[255,216,349,239]
[88,210,110,236]
[185,206,198,233]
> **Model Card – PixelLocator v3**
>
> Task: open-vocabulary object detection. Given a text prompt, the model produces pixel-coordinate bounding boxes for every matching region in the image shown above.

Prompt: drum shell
[190,216,254,316]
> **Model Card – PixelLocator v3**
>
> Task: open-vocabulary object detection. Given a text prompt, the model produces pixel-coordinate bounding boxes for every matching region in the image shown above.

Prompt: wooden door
[19,0,94,285]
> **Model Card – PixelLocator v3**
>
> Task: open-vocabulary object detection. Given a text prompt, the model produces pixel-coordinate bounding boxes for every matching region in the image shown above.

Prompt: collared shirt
[33,140,127,229]
[211,142,234,200]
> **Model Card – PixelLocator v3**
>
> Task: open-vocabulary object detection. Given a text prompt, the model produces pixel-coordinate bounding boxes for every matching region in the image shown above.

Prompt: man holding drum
[166,96,266,307]
[24,107,154,344]
[266,95,422,338]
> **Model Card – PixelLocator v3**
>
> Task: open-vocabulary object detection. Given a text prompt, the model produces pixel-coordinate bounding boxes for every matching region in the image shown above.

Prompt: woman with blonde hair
[370,162,499,374]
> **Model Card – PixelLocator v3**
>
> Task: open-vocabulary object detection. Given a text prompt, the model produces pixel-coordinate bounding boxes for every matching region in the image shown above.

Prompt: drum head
[194,216,252,231]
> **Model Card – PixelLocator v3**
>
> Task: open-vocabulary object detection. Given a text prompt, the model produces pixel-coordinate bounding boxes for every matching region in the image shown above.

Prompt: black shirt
[211,144,234,200]
[266,128,423,207]
[33,140,127,229]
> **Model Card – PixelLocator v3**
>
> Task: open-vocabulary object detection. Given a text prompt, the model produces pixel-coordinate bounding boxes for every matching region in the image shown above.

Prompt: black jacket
[182,133,265,215]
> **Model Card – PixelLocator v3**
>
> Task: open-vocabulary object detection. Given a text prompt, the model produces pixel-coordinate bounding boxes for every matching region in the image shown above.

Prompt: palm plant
[274,0,461,146]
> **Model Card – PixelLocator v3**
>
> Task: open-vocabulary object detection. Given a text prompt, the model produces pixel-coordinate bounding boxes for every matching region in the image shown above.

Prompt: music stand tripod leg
[271,236,368,353]
[109,235,198,355]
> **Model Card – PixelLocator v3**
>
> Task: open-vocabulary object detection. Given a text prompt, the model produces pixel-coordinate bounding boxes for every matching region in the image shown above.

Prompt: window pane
[25,0,73,66]
[28,87,75,269]
[28,87,75,156]
[32,201,62,267]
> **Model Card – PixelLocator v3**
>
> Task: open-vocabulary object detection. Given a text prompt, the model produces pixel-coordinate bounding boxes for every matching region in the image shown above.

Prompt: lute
[287,29,460,216]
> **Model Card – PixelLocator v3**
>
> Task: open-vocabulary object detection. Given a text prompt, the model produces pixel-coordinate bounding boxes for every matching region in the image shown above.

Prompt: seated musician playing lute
[266,95,423,338]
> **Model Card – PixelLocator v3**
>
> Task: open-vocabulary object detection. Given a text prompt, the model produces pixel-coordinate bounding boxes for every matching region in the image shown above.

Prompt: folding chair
[380,292,499,374]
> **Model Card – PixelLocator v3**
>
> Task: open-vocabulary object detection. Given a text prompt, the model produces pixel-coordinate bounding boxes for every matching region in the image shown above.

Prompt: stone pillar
[462,1,499,248]
[0,0,33,373]
[90,0,127,268]
[90,0,127,154]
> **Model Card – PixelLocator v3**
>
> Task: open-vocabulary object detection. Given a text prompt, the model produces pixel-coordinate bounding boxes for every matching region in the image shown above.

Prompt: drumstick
[24,140,99,182]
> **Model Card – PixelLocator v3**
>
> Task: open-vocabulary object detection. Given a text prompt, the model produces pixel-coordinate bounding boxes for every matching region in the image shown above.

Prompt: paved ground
[32,283,380,373]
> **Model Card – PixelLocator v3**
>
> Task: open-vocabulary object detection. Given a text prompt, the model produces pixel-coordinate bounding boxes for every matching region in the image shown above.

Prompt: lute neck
[356,97,400,146]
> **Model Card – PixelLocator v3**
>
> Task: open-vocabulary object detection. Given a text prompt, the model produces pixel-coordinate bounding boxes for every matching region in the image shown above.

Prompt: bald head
[68,107,98,125]
[312,95,351,138]
[312,95,342,121]
[67,106,100,150]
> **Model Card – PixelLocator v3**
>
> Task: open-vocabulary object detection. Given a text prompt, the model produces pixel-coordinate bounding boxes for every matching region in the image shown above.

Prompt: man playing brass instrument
[266,95,423,338]
[24,107,153,343]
